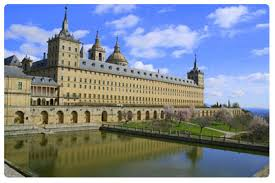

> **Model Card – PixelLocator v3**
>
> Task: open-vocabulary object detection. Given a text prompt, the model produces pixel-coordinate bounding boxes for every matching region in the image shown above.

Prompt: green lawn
[210,122,244,132]
[122,120,224,137]
[173,122,224,137]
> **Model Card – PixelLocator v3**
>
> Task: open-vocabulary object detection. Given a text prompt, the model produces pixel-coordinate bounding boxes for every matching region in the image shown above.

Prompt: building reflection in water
[5,131,203,176]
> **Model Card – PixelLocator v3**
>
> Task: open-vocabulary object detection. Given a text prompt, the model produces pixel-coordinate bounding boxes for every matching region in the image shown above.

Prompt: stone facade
[4,7,243,127]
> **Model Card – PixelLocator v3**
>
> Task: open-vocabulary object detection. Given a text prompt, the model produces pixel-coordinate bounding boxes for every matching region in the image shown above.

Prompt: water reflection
[4,131,268,177]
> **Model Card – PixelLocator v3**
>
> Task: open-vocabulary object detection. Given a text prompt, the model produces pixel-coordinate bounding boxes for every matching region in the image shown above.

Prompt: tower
[106,37,128,66]
[21,56,33,72]
[88,31,106,61]
[187,54,204,87]
[80,44,84,58]
[47,6,81,68]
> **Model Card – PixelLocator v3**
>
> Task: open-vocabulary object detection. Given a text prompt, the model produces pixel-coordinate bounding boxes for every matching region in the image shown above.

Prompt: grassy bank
[122,120,224,137]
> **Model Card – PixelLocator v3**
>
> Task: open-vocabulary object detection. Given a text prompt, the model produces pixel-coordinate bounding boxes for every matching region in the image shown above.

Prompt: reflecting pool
[4,130,268,177]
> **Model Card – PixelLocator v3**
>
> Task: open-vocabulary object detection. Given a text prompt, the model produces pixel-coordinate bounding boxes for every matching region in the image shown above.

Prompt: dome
[106,37,128,66]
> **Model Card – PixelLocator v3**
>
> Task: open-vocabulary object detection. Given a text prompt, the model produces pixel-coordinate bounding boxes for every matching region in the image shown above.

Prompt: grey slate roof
[4,65,31,79]
[31,59,48,69]
[4,55,21,67]
[31,76,58,86]
[80,59,196,87]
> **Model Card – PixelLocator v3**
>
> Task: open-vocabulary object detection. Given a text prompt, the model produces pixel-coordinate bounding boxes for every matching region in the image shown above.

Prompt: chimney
[43,52,46,59]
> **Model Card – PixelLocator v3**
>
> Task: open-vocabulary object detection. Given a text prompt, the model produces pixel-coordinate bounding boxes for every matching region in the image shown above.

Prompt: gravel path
[254,164,269,177]
[4,163,24,177]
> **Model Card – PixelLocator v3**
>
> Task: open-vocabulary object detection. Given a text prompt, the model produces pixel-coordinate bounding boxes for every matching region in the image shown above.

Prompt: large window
[18,82,22,90]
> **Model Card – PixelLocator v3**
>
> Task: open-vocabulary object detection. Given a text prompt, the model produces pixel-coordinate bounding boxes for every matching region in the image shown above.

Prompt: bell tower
[47,6,81,68]
[187,54,204,87]
[88,31,106,61]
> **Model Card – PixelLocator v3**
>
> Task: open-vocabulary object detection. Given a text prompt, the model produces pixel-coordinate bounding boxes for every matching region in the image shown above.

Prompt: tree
[189,105,199,118]
[232,102,240,108]
[248,116,269,142]
[121,111,128,123]
[193,117,212,134]
[176,108,192,122]
[214,108,233,125]
[233,112,253,130]
[164,105,175,121]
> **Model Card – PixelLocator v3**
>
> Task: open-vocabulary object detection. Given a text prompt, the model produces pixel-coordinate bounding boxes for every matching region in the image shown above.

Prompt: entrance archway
[127,111,133,121]
[50,99,54,106]
[42,98,46,106]
[37,98,41,106]
[71,111,78,123]
[117,111,122,122]
[161,111,164,119]
[14,111,24,124]
[85,111,90,123]
[57,111,64,124]
[145,111,150,120]
[41,111,48,124]
[137,111,141,120]
[153,111,157,119]
[102,111,107,122]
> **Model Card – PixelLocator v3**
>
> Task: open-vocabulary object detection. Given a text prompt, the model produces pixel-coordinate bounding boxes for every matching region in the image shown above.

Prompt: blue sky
[4,4,269,108]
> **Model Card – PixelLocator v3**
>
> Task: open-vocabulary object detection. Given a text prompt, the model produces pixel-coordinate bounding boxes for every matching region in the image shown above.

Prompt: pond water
[4,130,268,177]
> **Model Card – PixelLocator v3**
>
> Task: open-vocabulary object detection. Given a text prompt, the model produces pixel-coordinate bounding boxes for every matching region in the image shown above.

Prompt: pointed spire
[94,30,100,46]
[80,43,84,58]
[114,36,120,52]
[61,6,69,34]
[193,53,198,70]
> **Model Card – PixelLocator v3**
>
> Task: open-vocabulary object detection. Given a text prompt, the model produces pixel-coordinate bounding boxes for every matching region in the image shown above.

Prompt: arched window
[127,111,133,121]
[71,111,78,123]
[99,53,102,61]
[102,111,108,122]
[85,111,90,123]
[145,111,150,120]
[41,111,48,124]
[137,111,141,120]
[57,111,64,124]
[14,111,24,124]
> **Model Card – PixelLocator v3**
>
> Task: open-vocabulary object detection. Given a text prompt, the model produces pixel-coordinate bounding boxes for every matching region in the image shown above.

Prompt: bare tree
[233,112,253,130]
[176,108,192,122]
[164,105,175,121]
[248,116,269,141]
[193,117,212,134]
[214,108,233,124]
[189,105,199,118]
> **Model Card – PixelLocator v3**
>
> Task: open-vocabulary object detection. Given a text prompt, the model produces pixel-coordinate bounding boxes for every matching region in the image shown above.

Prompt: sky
[4,4,269,109]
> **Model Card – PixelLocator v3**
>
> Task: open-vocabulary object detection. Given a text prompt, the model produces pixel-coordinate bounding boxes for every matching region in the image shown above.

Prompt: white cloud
[113,30,127,36]
[199,66,208,71]
[208,6,266,29]
[125,25,207,59]
[102,46,113,57]
[72,30,90,39]
[206,91,223,97]
[172,49,189,58]
[106,14,140,30]
[94,5,136,14]
[256,23,269,29]
[5,24,89,60]
[251,47,269,56]
[205,72,269,106]
[5,48,39,61]
[220,29,243,38]
[5,24,58,44]
[231,90,245,97]
[239,72,269,82]
[19,43,45,56]
[132,61,169,74]
[158,7,175,14]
